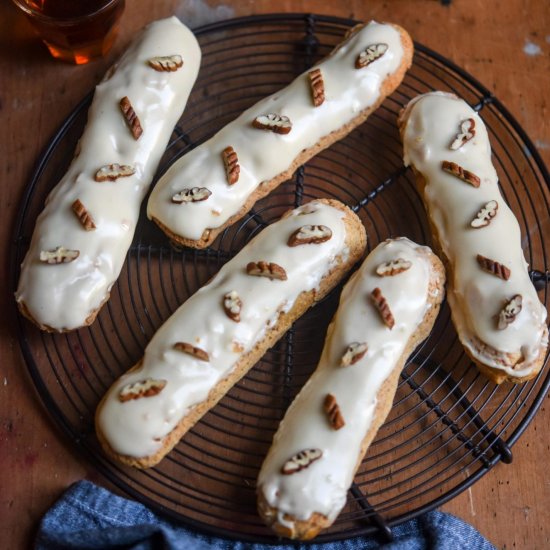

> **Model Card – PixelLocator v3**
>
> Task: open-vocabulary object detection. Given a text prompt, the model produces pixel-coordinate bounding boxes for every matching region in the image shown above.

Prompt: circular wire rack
[12,13,550,543]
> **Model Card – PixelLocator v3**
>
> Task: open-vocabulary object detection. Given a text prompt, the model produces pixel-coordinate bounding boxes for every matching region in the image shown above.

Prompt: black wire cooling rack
[11,14,550,543]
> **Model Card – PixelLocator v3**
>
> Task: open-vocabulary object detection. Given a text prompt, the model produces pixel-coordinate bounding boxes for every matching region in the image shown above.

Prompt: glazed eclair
[257,237,445,539]
[16,17,201,331]
[147,21,413,248]
[95,199,366,468]
[399,92,548,383]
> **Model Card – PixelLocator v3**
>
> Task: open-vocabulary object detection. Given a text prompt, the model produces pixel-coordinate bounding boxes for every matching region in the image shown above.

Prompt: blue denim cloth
[36,480,496,550]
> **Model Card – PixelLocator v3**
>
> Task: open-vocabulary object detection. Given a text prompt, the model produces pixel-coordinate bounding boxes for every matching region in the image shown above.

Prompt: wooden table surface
[1,1,549,548]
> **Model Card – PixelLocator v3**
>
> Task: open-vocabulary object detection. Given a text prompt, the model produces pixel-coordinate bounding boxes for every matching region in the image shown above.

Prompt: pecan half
[450,118,476,150]
[223,291,242,322]
[71,199,96,231]
[341,342,368,367]
[308,68,325,107]
[281,448,323,475]
[471,200,499,228]
[39,246,79,264]
[119,96,143,140]
[323,393,345,430]
[497,294,522,330]
[476,254,511,280]
[252,113,292,134]
[173,342,209,362]
[94,163,136,182]
[376,258,412,277]
[119,378,167,402]
[371,287,395,329]
[148,54,183,72]
[246,261,287,281]
[288,225,332,247]
[355,43,388,69]
[222,146,240,185]
[442,160,481,188]
[172,187,212,204]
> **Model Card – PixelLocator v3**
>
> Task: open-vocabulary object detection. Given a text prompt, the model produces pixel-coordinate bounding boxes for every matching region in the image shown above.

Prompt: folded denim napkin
[36,480,496,550]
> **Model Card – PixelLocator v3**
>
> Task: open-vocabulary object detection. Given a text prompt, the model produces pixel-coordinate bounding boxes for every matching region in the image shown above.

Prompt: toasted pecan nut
[476,254,511,280]
[39,246,79,264]
[222,146,240,185]
[288,225,332,247]
[223,291,242,322]
[246,261,287,281]
[71,199,96,231]
[442,160,481,188]
[376,258,412,277]
[172,187,212,204]
[450,118,476,150]
[119,378,167,402]
[371,287,395,329]
[252,113,292,134]
[340,342,368,367]
[355,43,388,69]
[148,54,183,72]
[308,68,325,107]
[281,448,323,475]
[497,294,522,330]
[323,393,345,430]
[173,341,210,361]
[119,96,143,140]
[471,200,498,228]
[94,163,136,182]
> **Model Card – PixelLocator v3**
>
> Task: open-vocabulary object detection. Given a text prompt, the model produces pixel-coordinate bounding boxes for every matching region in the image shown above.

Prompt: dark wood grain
[1,1,548,548]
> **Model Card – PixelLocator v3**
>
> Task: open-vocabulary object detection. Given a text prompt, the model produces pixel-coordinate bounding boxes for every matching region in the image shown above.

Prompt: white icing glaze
[97,200,352,458]
[401,92,548,377]
[258,238,438,525]
[16,17,201,331]
[147,21,406,241]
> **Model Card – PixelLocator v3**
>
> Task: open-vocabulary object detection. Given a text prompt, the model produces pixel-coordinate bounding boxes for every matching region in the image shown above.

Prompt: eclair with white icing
[257,238,445,540]
[15,17,201,332]
[95,199,366,468]
[398,92,548,383]
[147,21,413,248]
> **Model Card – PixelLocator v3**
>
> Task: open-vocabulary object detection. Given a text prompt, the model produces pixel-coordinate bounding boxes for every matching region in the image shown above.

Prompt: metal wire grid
[11,14,550,543]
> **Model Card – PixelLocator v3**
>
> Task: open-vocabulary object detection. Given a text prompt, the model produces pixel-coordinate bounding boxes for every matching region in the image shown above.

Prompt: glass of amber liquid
[12,0,125,64]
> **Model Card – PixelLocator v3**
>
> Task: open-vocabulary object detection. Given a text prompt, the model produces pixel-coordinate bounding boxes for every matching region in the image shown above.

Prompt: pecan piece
[450,118,476,150]
[223,291,242,322]
[172,187,212,204]
[252,113,292,134]
[39,246,79,264]
[71,199,96,231]
[222,146,240,185]
[173,342,209,362]
[471,200,498,228]
[371,287,395,329]
[442,160,481,188]
[340,342,368,367]
[281,448,323,475]
[355,43,388,69]
[497,294,522,330]
[307,68,325,107]
[246,261,287,281]
[376,258,412,277]
[119,96,143,140]
[148,54,183,72]
[323,393,345,430]
[119,378,167,402]
[94,163,136,182]
[288,225,332,247]
[476,254,511,280]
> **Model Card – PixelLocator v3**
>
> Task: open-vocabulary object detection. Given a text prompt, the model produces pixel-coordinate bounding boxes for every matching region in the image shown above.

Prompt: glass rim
[11,0,122,24]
